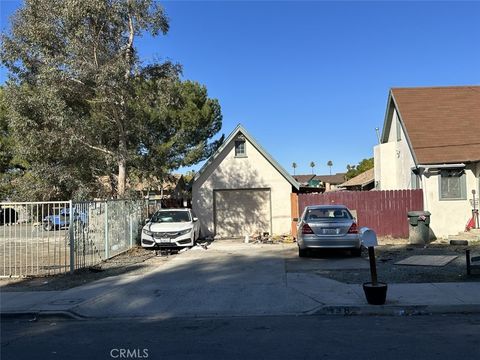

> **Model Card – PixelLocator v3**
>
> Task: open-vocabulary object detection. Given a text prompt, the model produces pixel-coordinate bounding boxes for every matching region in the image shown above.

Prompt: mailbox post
[368,247,378,286]
[360,228,388,305]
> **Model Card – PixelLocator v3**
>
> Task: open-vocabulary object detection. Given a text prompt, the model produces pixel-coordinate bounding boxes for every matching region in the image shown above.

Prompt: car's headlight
[142,229,153,236]
[177,228,192,236]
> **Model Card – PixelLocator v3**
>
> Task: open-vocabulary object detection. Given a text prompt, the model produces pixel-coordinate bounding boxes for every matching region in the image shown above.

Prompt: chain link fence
[0,199,148,277]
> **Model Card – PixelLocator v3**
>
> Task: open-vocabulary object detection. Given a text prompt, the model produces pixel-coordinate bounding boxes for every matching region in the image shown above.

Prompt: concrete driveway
[3,240,478,319]
[67,241,367,318]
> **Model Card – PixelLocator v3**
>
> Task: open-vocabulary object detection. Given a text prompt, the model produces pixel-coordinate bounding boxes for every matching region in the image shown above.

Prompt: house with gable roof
[292,173,347,192]
[339,168,375,191]
[314,173,347,192]
[193,124,299,239]
[374,85,480,238]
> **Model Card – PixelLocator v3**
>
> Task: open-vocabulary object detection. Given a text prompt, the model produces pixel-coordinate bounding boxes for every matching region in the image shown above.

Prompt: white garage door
[214,189,271,238]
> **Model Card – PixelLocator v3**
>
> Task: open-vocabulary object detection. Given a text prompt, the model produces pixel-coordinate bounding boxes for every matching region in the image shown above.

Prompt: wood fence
[291,190,424,238]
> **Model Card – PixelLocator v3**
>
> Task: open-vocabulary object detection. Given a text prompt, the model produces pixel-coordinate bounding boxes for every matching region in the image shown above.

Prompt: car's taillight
[302,223,314,234]
[348,222,358,234]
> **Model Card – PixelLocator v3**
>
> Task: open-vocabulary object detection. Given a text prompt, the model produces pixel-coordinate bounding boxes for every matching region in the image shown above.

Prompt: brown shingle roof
[340,168,374,187]
[293,174,316,185]
[314,173,347,185]
[391,86,480,164]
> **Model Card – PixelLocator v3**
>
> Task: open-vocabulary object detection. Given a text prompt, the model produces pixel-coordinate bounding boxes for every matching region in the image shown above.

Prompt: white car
[141,209,200,249]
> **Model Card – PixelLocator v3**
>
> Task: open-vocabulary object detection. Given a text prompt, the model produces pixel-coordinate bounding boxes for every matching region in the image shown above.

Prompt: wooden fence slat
[295,190,424,238]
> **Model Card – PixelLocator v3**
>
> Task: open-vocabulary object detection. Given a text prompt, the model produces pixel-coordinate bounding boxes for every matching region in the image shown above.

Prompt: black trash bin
[407,211,431,245]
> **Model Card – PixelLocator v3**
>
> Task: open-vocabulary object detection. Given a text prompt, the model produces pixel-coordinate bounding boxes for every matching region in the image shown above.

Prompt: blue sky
[1,1,479,176]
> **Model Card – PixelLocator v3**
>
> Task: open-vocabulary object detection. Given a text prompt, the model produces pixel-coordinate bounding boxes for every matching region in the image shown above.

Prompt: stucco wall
[193,138,292,237]
[374,141,395,189]
[374,109,416,190]
[421,164,478,238]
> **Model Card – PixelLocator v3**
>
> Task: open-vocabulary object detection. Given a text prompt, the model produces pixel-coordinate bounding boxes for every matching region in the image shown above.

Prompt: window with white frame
[439,169,466,200]
[235,139,246,157]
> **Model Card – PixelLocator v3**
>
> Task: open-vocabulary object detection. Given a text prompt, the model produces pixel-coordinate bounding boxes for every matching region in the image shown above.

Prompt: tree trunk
[117,133,127,197]
[117,157,126,198]
[116,1,134,199]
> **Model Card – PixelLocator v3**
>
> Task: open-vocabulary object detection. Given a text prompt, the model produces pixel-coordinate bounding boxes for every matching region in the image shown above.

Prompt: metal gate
[0,200,147,277]
[0,201,72,276]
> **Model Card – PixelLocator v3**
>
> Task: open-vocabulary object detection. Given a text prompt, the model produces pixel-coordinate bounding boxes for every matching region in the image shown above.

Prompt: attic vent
[237,134,246,141]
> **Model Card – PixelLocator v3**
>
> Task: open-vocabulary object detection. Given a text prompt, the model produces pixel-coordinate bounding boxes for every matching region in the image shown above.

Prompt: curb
[311,304,480,316]
[3,305,480,320]
[1,310,86,321]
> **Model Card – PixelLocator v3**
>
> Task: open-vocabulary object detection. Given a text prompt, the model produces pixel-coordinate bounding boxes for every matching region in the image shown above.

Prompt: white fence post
[69,200,75,273]
[129,214,133,248]
[104,200,109,259]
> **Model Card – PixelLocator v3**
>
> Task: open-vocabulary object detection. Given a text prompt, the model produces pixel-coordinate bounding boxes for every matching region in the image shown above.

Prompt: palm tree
[292,162,297,175]
[310,161,315,174]
[327,160,333,175]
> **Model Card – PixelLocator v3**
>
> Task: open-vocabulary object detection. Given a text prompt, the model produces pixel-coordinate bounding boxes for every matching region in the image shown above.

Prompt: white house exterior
[193,124,299,239]
[374,86,480,238]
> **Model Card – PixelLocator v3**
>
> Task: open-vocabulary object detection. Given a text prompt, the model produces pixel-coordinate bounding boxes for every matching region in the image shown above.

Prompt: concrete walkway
[1,241,480,319]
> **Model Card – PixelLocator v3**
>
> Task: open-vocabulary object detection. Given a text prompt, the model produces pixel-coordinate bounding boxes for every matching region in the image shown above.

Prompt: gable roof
[314,173,347,185]
[340,168,374,188]
[382,86,480,164]
[194,124,300,190]
[293,174,316,185]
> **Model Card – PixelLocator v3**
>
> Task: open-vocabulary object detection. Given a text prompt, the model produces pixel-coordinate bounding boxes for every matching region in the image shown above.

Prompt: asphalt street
[2,314,480,360]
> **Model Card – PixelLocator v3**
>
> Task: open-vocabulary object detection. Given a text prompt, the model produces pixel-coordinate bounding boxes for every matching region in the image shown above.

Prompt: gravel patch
[311,241,480,284]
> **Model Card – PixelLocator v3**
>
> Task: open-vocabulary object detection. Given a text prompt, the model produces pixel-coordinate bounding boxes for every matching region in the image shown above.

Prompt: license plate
[155,237,170,243]
[323,228,338,235]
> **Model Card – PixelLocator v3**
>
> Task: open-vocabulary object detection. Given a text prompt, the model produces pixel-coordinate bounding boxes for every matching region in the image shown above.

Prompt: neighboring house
[374,85,480,238]
[193,124,299,239]
[339,168,375,191]
[98,174,190,206]
[136,174,191,210]
[314,173,347,192]
[293,174,316,187]
[135,174,189,201]
[292,174,325,193]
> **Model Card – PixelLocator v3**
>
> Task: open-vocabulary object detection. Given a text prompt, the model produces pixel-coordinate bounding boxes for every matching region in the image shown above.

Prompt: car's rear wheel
[43,221,54,231]
[298,248,308,258]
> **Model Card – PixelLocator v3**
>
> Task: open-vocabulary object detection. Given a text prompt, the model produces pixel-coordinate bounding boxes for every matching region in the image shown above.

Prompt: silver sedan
[296,205,361,257]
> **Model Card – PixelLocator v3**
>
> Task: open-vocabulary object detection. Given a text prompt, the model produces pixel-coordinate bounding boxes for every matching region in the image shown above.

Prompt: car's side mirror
[193,217,198,222]
[144,218,150,225]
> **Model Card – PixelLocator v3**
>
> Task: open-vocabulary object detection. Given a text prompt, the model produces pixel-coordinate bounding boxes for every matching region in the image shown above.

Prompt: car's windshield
[305,208,352,221]
[151,211,191,223]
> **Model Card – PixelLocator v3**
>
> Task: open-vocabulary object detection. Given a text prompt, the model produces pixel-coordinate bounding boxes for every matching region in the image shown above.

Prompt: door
[214,189,271,238]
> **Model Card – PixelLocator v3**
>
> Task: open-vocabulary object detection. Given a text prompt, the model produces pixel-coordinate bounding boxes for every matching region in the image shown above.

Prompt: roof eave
[388,90,420,167]
[380,91,394,143]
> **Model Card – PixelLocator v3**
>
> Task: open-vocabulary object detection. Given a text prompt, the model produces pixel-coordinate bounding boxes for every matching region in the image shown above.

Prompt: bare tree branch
[73,136,115,157]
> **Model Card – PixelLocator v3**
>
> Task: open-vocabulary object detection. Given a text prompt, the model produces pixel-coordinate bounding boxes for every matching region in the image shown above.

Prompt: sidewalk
[2,242,480,319]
